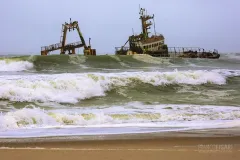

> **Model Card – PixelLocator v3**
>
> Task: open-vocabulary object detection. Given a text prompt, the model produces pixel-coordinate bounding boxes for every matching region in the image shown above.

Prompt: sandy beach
[0,134,240,160]
[1,0,240,160]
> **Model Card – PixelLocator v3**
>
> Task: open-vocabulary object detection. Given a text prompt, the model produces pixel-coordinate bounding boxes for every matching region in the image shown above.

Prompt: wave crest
[0,60,33,72]
[1,104,240,130]
[0,70,238,103]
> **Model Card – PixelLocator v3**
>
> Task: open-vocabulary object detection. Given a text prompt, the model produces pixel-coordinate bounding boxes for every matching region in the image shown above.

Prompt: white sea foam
[0,60,34,72]
[223,53,240,60]
[213,69,240,77]
[0,69,239,103]
[0,103,240,131]
[133,54,171,65]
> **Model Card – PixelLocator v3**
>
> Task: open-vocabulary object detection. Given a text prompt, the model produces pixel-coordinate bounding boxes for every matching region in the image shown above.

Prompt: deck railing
[41,41,83,52]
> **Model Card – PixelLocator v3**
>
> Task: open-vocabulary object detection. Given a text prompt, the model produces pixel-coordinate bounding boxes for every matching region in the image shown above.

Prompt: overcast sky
[0,0,239,54]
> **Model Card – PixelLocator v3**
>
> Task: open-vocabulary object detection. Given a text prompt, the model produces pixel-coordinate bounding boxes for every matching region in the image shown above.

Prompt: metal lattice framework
[41,19,96,56]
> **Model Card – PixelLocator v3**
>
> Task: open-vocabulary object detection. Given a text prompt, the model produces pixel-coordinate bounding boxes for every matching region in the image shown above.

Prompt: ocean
[0,53,240,138]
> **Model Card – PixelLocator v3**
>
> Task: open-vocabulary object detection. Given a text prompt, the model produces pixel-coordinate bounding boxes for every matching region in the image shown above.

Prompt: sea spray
[0,60,34,72]
[133,54,172,65]
[0,69,238,103]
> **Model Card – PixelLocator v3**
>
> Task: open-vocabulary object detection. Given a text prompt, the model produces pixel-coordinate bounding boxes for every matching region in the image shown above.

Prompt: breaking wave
[0,69,239,103]
[0,103,240,131]
[0,60,34,72]
[223,53,240,60]
[0,54,239,73]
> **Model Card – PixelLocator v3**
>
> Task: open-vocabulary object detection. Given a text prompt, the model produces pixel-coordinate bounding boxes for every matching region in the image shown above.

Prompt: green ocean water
[0,53,240,138]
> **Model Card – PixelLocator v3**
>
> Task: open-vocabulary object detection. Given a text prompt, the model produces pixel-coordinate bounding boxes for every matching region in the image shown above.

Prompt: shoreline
[1,127,240,143]
[1,136,239,160]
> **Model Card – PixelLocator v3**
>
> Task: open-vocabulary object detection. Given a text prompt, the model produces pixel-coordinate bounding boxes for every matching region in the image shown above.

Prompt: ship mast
[139,8,154,40]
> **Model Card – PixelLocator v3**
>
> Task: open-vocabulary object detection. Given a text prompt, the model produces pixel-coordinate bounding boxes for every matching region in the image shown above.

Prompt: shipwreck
[115,8,169,57]
[115,7,220,59]
[41,19,96,56]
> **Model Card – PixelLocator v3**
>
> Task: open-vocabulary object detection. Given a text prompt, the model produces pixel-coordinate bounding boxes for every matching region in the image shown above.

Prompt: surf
[0,59,33,72]
[0,69,239,103]
[0,103,240,138]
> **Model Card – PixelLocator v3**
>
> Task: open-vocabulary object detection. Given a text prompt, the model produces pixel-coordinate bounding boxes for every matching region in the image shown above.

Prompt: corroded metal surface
[115,7,169,57]
[115,7,220,59]
[41,19,96,56]
[168,47,220,59]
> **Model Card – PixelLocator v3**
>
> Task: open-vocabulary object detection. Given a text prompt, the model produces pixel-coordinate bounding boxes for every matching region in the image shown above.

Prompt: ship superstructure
[115,7,220,59]
[115,8,169,57]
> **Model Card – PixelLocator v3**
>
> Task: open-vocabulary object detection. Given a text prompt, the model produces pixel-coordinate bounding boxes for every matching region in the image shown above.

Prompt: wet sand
[0,135,240,160]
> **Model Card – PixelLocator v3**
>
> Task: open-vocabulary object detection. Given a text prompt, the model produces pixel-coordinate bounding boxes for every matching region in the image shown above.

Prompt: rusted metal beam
[41,19,96,56]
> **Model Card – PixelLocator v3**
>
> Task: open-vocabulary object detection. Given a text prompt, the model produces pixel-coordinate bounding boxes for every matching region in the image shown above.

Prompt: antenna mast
[139,7,154,39]
[153,14,157,36]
